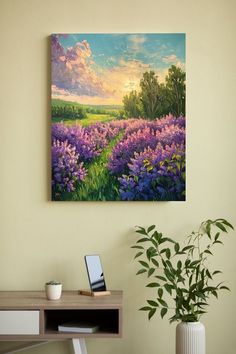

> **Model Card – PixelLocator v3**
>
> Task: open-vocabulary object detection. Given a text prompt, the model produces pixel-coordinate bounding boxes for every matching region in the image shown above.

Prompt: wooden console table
[0,291,122,354]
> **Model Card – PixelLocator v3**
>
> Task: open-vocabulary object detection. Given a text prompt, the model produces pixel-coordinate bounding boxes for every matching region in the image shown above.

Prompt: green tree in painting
[123,90,142,118]
[52,104,87,119]
[118,109,126,119]
[139,71,160,120]
[166,65,186,116]
[155,83,171,118]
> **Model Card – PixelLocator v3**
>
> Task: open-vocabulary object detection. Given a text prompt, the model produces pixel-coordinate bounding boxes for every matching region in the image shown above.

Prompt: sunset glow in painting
[51,34,186,201]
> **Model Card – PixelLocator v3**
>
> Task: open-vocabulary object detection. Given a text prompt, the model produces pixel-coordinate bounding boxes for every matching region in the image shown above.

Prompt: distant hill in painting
[52,98,122,111]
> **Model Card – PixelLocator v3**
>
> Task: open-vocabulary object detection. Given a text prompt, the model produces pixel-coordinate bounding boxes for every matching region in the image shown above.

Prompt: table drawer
[0,311,39,335]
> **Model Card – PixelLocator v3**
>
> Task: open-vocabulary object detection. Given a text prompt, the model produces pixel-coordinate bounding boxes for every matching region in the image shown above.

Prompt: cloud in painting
[162,54,179,63]
[51,35,113,98]
[52,35,151,104]
[101,58,150,100]
[128,34,146,52]
[51,85,71,96]
[162,54,185,70]
[71,59,151,105]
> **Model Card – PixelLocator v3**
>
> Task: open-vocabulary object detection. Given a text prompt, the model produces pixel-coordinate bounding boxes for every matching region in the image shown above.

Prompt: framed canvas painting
[51,33,185,201]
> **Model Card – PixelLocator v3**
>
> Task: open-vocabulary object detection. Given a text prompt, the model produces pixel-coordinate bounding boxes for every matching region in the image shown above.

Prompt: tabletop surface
[0,290,123,310]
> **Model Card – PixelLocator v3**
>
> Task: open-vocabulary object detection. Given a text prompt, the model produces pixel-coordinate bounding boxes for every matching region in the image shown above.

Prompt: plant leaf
[206,269,212,279]
[174,243,180,253]
[148,268,155,277]
[217,219,234,230]
[131,245,144,250]
[134,252,143,259]
[215,222,227,232]
[136,229,148,236]
[165,237,176,243]
[161,308,168,318]
[151,259,159,267]
[139,261,149,268]
[139,306,151,311]
[164,268,175,282]
[206,222,211,239]
[148,308,156,320]
[146,282,160,288]
[146,247,157,260]
[214,240,223,245]
[164,284,172,295]
[158,288,163,299]
[220,286,230,291]
[177,260,182,269]
[166,249,171,259]
[137,237,150,243]
[214,232,220,241]
[147,300,159,307]
[158,299,168,307]
[212,290,218,298]
[136,269,147,275]
[153,232,162,242]
[182,245,194,252]
[204,250,213,255]
[147,225,156,233]
[190,260,201,267]
[155,275,167,282]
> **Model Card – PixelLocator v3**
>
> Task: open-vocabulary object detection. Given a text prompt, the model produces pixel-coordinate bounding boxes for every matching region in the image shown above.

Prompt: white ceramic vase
[176,321,205,354]
[45,284,62,300]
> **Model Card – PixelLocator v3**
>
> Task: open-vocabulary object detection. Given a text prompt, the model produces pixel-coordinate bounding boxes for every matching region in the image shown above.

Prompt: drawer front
[0,311,39,335]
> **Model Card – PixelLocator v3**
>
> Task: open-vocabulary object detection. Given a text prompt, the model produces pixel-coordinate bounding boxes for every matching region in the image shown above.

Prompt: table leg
[71,339,87,354]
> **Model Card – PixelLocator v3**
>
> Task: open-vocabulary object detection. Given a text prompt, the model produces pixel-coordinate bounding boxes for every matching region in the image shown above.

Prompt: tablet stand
[79,290,111,297]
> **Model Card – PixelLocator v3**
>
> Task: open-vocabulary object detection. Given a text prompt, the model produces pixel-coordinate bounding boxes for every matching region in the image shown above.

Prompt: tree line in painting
[51,65,186,201]
[123,65,185,119]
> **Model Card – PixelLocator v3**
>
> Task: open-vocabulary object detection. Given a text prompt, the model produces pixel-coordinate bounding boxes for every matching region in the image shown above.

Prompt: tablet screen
[84,255,107,292]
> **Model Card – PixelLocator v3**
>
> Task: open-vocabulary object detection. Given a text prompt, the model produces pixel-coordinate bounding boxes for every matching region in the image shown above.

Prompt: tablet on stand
[79,255,111,296]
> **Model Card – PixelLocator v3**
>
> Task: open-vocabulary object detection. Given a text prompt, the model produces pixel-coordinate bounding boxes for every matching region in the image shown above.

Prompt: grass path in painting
[80,114,115,127]
[52,113,115,127]
[71,132,124,201]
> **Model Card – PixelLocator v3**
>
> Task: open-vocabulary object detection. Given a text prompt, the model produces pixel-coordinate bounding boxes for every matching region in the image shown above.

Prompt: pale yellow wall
[0,0,236,353]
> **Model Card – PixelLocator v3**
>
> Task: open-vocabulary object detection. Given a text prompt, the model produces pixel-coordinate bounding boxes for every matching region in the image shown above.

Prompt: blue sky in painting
[52,33,185,105]
[58,33,185,68]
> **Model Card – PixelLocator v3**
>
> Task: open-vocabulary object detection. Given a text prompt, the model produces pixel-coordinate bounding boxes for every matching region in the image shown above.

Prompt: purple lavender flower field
[51,115,185,201]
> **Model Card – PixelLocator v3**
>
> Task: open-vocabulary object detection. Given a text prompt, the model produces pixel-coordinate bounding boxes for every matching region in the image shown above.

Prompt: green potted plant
[131,218,234,354]
[45,280,62,300]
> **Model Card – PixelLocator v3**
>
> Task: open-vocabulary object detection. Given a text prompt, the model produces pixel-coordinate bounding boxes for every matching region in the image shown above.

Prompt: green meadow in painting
[51,34,186,201]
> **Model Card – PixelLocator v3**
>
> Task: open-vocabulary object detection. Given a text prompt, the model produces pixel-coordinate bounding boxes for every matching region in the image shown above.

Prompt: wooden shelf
[0,291,123,341]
